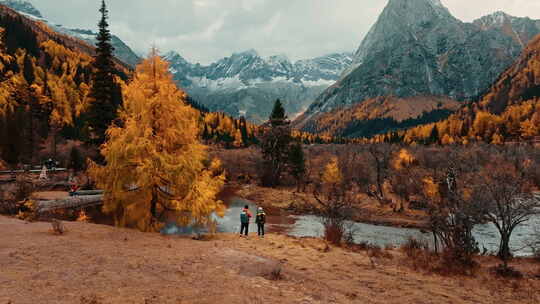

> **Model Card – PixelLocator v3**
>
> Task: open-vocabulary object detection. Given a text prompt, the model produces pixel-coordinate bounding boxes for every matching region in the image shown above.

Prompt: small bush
[437,249,478,276]
[401,237,428,257]
[267,263,284,281]
[324,222,344,245]
[401,238,478,276]
[51,219,66,235]
[407,249,438,272]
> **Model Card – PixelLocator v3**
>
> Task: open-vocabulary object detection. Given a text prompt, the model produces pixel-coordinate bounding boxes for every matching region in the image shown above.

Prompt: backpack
[256,213,266,224]
[240,212,249,224]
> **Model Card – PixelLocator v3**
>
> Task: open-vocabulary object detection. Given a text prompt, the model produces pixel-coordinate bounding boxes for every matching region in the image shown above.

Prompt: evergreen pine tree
[428,125,440,145]
[22,53,34,84]
[239,116,249,146]
[288,141,306,191]
[260,99,293,187]
[85,0,122,146]
[269,99,286,126]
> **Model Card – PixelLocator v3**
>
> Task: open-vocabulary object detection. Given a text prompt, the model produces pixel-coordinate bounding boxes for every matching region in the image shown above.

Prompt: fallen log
[35,195,104,213]
[73,190,104,196]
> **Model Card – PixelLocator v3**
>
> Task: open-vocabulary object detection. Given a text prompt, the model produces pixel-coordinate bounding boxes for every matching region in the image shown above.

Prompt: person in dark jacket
[255,207,266,238]
[240,205,251,237]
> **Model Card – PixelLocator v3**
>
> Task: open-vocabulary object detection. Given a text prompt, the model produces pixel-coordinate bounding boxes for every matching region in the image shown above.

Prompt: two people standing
[240,205,266,238]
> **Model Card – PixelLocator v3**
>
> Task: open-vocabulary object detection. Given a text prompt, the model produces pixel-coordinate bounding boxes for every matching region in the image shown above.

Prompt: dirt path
[1,216,539,304]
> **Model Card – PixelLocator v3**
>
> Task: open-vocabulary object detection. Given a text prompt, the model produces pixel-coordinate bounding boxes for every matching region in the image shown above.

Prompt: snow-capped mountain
[302,0,540,122]
[55,28,140,67]
[0,0,40,17]
[0,0,140,66]
[164,50,353,123]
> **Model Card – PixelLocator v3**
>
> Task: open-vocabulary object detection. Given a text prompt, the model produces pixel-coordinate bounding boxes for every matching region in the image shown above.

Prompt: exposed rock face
[1,0,140,67]
[0,0,41,17]
[304,0,540,119]
[164,50,353,123]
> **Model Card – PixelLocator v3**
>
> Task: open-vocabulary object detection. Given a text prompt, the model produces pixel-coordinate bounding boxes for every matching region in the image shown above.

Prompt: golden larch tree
[89,51,225,231]
[322,157,342,186]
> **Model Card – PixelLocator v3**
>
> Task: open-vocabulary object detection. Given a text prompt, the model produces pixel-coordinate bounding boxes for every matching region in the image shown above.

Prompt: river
[163,196,539,257]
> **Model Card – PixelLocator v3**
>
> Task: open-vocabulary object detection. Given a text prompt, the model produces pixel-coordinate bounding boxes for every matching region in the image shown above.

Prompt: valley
[0,1,540,303]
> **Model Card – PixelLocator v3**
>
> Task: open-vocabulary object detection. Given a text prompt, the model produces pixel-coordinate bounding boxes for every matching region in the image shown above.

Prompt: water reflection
[290,215,540,257]
[162,196,539,257]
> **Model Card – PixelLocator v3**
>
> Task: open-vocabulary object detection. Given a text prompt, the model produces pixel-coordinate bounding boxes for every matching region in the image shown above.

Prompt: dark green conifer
[288,141,306,191]
[428,125,440,145]
[85,0,122,146]
[269,99,286,126]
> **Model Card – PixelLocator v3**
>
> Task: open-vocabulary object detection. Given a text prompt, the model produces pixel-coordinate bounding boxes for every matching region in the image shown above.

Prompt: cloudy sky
[27,0,540,64]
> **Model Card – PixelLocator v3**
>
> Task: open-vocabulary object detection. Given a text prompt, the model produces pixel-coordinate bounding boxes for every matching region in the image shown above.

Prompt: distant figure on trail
[256,207,266,238]
[240,205,252,237]
[39,165,48,180]
[69,183,79,196]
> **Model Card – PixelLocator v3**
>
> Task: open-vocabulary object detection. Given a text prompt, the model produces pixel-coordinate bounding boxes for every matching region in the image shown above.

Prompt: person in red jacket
[240,205,252,237]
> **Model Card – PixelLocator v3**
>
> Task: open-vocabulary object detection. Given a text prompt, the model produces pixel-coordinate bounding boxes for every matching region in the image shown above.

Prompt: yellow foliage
[441,134,455,145]
[89,53,225,232]
[322,157,342,185]
[393,148,415,170]
[491,133,504,145]
[422,177,439,201]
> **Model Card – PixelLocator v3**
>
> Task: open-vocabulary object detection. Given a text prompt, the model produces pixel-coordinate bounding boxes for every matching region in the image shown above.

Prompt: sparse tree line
[315,144,539,270]
[220,138,540,269]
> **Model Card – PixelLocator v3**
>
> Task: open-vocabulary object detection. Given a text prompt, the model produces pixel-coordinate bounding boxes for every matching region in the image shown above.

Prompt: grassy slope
[1,216,539,304]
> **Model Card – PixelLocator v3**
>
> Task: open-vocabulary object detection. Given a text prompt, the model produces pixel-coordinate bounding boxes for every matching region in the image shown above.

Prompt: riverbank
[1,215,539,304]
[234,183,430,229]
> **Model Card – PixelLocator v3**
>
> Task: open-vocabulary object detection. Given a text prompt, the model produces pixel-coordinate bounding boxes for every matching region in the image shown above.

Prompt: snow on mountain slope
[165,50,353,123]
[0,0,140,66]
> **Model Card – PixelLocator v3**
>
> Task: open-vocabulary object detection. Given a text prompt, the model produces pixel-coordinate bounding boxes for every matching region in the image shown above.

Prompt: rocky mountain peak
[345,0,459,77]
[163,51,189,65]
[473,11,515,30]
[0,0,42,18]
[233,49,259,58]
[385,0,453,19]
[301,0,540,129]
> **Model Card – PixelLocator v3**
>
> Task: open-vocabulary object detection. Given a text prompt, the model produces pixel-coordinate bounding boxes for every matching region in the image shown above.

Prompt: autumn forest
[1,1,540,303]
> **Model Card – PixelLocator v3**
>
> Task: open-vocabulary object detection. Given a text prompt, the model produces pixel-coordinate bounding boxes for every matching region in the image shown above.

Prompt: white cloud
[27,0,540,64]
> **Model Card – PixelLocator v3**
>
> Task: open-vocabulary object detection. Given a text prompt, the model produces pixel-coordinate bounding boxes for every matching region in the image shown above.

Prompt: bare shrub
[402,238,429,254]
[266,263,284,281]
[401,237,478,275]
[475,155,540,269]
[401,238,437,272]
[437,248,478,276]
[51,219,66,235]
[0,175,35,215]
[323,221,345,245]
